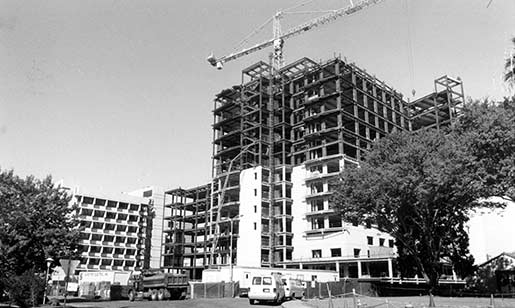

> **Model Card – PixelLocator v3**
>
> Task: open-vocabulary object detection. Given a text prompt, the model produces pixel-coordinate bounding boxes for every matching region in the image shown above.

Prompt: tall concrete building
[164,56,464,280]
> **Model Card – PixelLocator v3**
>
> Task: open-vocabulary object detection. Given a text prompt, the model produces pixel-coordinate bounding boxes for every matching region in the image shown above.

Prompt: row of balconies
[80,239,141,247]
[78,201,146,215]
[83,227,145,236]
[79,239,143,249]
[82,251,142,259]
[78,258,138,268]
[289,248,395,263]
[80,217,146,228]
[77,264,140,271]
[79,209,141,222]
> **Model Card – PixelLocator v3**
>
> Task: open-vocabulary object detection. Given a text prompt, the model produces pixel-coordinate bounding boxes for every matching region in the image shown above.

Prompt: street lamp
[43,257,54,305]
[229,214,243,283]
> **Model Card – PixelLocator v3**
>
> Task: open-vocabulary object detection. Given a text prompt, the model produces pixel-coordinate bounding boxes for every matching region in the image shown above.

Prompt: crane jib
[209,0,384,68]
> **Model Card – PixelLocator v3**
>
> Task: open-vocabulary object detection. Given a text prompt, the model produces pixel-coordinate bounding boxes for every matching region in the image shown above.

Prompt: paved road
[69,298,289,308]
[66,296,515,308]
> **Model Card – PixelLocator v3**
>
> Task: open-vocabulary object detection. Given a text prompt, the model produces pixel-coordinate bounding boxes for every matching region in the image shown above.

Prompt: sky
[1,0,514,194]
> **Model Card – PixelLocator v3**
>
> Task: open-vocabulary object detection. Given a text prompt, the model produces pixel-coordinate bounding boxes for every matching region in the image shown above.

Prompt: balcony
[305,172,339,182]
[369,246,395,258]
[305,191,332,199]
[305,209,334,216]
[305,226,344,235]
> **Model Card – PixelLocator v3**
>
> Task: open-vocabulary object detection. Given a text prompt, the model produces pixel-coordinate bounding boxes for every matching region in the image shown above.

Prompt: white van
[282,277,305,300]
[248,274,285,305]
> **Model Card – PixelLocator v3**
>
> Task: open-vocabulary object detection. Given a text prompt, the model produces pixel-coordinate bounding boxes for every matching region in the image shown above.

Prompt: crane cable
[404,0,416,97]
[282,0,317,14]
[232,0,317,53]
[233,16,274,52]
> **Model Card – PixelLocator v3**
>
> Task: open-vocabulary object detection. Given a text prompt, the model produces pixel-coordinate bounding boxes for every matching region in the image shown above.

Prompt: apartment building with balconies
[73,188,159,272]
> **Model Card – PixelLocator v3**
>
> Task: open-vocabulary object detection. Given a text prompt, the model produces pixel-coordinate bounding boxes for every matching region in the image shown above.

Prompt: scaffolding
[207,56,411,268]
[163,185,210,279]
[408,75,464,131]
[164,56,465,274]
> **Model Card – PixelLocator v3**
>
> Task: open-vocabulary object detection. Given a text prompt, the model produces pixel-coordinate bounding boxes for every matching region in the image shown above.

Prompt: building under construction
[163,56,464,280]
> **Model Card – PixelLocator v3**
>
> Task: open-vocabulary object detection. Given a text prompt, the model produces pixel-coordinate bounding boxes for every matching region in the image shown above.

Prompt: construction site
[156,0,469,281]
[60,0,465,285]
[51,0,468,282]
[162,52,464,279]
[8,0,515,307]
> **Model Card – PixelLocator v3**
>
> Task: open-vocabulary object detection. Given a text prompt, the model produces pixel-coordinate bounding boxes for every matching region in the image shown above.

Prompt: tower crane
[206,0,385,267]
[207,0,384,70]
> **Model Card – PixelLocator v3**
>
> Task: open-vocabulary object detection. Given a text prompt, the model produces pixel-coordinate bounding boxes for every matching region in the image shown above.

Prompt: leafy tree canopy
[0,169,80,304]
[456,97,515,200]
[330,98,514,291]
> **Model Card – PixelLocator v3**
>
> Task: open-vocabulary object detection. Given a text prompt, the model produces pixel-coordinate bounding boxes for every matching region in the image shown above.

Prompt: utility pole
[43,257,54,305]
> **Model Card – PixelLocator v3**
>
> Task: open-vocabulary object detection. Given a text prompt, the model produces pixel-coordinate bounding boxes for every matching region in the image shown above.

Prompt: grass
[306,295,515,308]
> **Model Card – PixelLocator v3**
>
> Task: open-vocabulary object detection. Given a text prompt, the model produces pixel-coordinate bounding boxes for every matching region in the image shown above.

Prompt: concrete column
[336,262,340,277]
[357,261,362,278]
[387,258,393,278]
[299,263,303,269]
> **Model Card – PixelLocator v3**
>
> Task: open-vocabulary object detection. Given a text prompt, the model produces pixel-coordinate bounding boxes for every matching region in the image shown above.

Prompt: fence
[307,290,515,308]
[189,281,239,299]
[304,279,377,299]
[188,279,373,300]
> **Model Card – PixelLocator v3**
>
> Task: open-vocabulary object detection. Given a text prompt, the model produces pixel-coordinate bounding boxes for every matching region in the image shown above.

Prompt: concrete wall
[291,164,308,260]
[128,186,166,269]
[290,162,394,262]
[236,166,263,267]
[295,226,394,260]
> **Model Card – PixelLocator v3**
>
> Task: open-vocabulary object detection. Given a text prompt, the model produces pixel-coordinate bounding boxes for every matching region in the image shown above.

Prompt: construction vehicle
[126,270,189,301]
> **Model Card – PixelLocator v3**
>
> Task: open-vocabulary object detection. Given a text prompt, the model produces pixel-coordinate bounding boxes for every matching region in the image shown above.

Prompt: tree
[330,99,514,293]
[505,37,515,88]
[456,98,515,200]
[0,169,80,307]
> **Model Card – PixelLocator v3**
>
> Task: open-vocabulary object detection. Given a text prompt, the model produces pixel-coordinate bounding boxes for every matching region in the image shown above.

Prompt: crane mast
[207,0,384,70]
[206,0,384,269]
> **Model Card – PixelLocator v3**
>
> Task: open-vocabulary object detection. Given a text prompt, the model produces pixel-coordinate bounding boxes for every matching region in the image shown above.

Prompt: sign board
[60,259,80,277]
[79,271,113,283]
[78,271,131,284]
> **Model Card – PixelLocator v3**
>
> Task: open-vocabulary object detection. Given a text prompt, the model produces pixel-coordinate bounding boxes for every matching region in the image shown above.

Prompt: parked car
[248,274,285,305]
[282,277,305,300]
